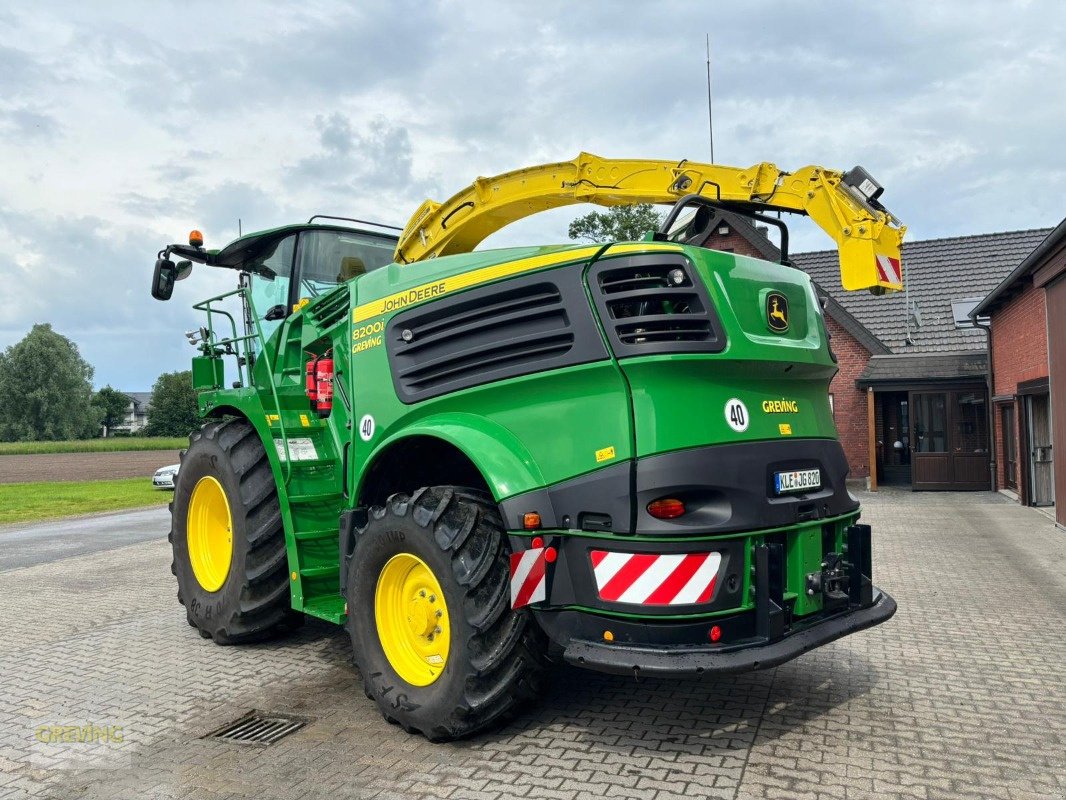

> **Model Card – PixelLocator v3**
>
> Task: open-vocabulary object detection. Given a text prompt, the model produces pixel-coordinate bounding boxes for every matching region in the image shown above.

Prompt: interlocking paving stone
[0,489,1063,799]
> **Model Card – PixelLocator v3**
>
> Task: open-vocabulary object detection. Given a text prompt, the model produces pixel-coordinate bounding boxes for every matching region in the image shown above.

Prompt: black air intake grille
[387,266,608,403]
[306,288,349,332]
[590,255,726,356]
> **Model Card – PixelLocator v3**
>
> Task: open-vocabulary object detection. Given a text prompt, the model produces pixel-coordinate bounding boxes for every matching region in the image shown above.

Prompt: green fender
[364,412,547,501]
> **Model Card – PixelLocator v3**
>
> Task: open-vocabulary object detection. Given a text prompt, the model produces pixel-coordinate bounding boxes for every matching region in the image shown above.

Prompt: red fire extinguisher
[304,354,334,417]
[314,356,334,418]
[305,359,318,405]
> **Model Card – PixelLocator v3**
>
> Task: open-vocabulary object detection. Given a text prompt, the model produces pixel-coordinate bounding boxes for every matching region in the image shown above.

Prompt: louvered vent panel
[306,288,349,332]
[387,270,608,403]
[590,256,726,356]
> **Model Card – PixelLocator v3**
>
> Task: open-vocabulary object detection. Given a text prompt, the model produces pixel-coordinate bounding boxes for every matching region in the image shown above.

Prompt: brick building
[701,214,1052,490]
[973,217,1064,524]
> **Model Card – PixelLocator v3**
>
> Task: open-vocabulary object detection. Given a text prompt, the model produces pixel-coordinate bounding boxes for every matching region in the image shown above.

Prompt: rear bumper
[561,587,896,677]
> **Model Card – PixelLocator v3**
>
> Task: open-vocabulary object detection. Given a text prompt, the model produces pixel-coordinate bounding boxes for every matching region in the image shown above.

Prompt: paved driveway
[1,490,1063,800]
[0,507,170,572]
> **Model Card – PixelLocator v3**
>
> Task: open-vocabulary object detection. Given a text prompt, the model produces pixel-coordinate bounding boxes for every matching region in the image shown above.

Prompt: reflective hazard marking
[725,398,749,432]
[591,550,721,606]
[875,253,902,285]
[509,548,547,609]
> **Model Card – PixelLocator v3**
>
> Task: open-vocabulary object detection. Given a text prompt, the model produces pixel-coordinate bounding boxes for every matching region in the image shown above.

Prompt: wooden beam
[867,387,878,492]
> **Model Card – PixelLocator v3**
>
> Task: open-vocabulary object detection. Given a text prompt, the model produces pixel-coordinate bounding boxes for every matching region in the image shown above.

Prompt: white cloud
[0,0,1064,387]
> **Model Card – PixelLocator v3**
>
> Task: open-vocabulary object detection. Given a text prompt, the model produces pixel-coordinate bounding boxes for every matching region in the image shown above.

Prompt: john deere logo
[766,292,789,333]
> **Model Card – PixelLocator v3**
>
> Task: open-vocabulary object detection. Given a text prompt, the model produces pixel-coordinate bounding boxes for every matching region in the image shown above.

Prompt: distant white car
[153,464,180,489]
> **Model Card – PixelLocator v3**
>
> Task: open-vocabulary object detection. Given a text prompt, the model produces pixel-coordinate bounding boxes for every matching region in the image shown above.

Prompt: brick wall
[989,279,1049,491]
[703,226,774,259]
[990,280,1048,396]
[826,316,872,478]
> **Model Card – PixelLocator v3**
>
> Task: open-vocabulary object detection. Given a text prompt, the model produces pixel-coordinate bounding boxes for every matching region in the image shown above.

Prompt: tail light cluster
[305,355,334,417]
[647,497,686,519]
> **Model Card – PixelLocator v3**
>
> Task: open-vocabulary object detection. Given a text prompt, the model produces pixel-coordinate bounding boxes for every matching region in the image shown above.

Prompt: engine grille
[590,255,726,356]
[387,266,608,403]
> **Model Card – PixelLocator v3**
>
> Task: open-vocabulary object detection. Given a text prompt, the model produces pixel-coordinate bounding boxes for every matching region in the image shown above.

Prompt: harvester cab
[152,154,902,741]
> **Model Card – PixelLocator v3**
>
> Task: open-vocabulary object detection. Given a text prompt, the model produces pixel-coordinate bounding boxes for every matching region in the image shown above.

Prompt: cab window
[294,230,396,301]
[247,234,297,342]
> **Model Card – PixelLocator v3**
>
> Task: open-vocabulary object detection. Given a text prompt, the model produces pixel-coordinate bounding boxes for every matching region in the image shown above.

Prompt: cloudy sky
[1,1,1064,390]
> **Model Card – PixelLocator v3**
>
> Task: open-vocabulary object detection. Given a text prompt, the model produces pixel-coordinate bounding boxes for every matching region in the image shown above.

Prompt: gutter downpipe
[979,321,996,492]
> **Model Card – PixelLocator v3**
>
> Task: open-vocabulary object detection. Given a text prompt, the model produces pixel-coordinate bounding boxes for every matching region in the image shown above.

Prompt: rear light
[709,625,722,643]
[543,546,557,563]
[523,512,542,530]
[647,497,686,519]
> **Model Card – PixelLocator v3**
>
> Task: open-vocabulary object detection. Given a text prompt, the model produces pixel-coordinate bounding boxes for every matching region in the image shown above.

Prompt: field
[0,477,171,524]
[0,450,182,484]
[0,437,186,455]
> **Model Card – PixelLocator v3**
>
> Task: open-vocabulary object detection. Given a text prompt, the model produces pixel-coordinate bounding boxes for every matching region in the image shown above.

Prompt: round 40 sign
[724,398,749,433]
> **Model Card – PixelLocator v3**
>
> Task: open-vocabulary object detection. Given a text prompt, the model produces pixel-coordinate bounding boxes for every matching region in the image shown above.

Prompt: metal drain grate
[204,711,309,745]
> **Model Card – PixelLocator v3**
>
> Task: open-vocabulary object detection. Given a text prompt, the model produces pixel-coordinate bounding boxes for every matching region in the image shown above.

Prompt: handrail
[192,287,292,483]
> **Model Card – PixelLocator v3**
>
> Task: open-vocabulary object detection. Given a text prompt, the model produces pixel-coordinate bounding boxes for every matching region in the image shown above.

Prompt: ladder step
[299,565,339,578]
[288,457,337,468]
[302,595,346,624]
[288,491,342,504]
[294,527,337,542]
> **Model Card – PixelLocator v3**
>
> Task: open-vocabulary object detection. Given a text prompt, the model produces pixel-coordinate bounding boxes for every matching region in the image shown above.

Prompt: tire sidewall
[346,510,472,728]
[172,429,249,633]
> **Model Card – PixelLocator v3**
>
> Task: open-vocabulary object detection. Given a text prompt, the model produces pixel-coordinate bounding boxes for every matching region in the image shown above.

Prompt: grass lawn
[0,478,171,524]
[0,437,187,455]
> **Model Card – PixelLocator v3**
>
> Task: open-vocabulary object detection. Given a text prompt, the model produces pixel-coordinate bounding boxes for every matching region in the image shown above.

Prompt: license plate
[774,468,821,494]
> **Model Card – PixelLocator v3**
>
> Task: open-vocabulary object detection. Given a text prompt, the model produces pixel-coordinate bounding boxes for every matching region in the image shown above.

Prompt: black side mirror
[174,260,193,281]
[152,258,177,301]
[264,304,288,321]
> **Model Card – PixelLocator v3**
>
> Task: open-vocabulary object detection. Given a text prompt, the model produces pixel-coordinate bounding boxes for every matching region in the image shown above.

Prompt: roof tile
[792,229,1052,354]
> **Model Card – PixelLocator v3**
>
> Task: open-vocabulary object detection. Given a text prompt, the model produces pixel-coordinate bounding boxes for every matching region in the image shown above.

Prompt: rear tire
[345,486,547,741]
[170,418,302,644]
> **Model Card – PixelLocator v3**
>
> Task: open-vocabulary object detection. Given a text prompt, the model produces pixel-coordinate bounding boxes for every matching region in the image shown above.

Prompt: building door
[1026,393,1055,506]
[910,388,990,490]
[879,392,911,485]
[911,392,950,489]
[1000,404,1018,492]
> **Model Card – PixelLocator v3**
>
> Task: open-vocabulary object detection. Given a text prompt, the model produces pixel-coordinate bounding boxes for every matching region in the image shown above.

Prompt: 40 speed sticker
[724,398,749,433]
[358,414,376,442]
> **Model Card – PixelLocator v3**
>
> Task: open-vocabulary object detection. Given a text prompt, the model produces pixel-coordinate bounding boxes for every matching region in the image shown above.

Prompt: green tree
[92,385,131,435]
[0,324,100,441]
[567,204,664,243]
[143,371,199,437]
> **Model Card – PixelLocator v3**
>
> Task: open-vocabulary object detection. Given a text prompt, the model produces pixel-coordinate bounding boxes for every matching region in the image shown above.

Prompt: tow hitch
[806,552,850,608]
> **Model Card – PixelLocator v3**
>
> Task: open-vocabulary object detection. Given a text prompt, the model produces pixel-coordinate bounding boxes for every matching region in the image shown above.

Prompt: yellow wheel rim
[374,553,450,686]
[187,476,233,593]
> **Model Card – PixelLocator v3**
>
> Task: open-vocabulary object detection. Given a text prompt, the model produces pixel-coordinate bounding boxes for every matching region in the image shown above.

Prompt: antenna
[238,218,242,237]
[706,34,715,163]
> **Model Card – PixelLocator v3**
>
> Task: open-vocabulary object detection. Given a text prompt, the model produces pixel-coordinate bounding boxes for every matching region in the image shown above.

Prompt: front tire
[170,418,301,643]
[345,486,547,741]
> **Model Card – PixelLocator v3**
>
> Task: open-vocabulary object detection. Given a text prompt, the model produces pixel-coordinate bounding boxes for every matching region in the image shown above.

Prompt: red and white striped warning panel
[591,550,722,606]
[510,548,547,609]
[874,253,902,286]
